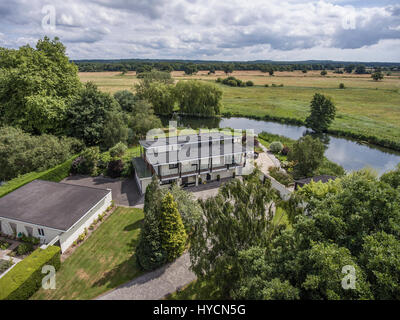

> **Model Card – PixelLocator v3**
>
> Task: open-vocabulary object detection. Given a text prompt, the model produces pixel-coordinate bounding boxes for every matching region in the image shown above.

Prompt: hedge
[0,154,78,198]
[0,246,61,300]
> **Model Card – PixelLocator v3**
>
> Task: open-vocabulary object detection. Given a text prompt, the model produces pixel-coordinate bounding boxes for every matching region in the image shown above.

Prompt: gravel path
[96,252,195,300]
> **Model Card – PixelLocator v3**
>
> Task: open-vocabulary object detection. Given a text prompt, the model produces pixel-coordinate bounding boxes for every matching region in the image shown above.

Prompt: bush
[19,234,40,245]
[16,243,34,256]
[265,84,269,87]
[281,146,290,156]
[246,81,254,86]
[339,83,345,89]
[0,246,61,300]
[107,159,125,178]
[268,167,293,187]
[269,141,284,153]
[70,147,100,176]
[109,142,127,158]
[0,240,10,250]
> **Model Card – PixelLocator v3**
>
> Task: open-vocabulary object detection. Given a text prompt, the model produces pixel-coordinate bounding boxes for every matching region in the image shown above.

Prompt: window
[38,228,45,236]
[169,163,178,170]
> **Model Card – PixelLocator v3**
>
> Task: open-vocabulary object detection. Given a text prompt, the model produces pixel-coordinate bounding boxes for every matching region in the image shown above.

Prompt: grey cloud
[331,13,400,49]
[217,30,319,51]
[89,0,169,19]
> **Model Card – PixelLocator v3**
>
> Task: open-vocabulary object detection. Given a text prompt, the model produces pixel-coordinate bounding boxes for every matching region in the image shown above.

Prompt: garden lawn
[31,207,144,300]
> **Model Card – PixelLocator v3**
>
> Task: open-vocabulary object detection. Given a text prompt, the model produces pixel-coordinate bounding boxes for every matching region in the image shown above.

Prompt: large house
[0,180,112,252]
[132,131,254,194]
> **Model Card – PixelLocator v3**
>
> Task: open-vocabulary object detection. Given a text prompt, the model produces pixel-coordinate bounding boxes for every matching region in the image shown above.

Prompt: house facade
[132,131,254,194]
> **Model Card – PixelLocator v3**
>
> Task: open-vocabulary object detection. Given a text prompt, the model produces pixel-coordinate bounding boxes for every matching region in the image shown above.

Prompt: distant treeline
[73,59,400,73]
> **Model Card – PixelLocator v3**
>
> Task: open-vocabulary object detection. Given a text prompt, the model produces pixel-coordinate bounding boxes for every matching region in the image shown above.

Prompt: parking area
[61,175,236,209]
[62,175,142,207]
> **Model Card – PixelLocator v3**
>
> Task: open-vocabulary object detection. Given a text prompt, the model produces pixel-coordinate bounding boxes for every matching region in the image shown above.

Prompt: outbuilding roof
[0,180,110,231]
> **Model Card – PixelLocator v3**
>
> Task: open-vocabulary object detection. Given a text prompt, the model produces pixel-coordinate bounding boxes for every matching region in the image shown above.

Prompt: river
[161,115,400,175]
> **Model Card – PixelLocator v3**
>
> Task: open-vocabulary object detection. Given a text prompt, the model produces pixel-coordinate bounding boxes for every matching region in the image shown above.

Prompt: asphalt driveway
[62,175,143,207]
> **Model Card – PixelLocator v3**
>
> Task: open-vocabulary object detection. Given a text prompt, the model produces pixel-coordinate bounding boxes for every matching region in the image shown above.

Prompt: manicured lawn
[31,207,144,300]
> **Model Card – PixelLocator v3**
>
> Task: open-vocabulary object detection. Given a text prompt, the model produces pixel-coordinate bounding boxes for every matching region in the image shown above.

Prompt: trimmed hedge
[0,154,78,198]
[0,246,61,300]
[39,155,77,182]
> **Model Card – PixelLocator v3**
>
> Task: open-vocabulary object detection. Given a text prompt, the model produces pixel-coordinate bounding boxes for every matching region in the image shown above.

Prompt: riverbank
[221,111,400,152]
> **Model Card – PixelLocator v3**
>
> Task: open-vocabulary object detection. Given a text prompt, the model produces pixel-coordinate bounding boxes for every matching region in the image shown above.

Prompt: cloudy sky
[1,0,400,62]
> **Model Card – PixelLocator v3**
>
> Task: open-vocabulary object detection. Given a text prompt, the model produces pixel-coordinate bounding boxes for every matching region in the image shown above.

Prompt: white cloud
[0,0,399,61]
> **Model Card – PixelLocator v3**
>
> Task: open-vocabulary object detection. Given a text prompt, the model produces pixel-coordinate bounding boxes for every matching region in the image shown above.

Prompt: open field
[31,207,144,300]
[79,70,400,150]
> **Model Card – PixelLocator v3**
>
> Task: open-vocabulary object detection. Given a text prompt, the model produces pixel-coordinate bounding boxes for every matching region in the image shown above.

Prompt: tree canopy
[175,80,222,116]
[305,93,336,133]
[66,82,123,148]
[0,37,81,134]
[287,135,325,178]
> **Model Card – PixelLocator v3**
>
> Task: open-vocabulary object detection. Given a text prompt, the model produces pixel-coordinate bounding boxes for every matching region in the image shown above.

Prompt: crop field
[79,70,400,148]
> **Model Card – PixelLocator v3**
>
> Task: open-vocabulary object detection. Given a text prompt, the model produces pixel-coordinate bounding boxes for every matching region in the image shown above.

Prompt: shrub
[269,167,293,187]
[269,141,284,153]
[107,159,125,178]
[281,146,290,156]
[0,240,10,250]
[246,81,254,86]
[15,243,34,256]
[0,246,61,300]
[109,142,127,158]
[339,83,345,89]
[70,147,100,176]
[265,84,269,87]
[19,234,40,245]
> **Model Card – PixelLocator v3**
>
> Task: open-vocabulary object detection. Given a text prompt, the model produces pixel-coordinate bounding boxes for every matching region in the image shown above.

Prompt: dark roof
[0,180,110,231]
[295,175,337,185]
[139,132,236,149]
[132,157,153,179]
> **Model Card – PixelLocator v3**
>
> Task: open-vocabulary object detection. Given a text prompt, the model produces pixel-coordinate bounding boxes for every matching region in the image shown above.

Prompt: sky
[0,0,400,62]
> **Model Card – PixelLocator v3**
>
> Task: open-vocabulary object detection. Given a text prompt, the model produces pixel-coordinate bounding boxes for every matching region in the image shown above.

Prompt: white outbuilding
[0,180,112,252]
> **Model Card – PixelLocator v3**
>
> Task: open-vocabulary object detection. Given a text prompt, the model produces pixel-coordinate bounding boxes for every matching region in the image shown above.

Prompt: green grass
[31,207,144,300]
[0,155,78,198]
[80,70,400,151]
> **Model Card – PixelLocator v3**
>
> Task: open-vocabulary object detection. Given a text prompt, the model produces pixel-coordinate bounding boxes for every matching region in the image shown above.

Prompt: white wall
[59,191,112,252]
[0,218,63,244]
